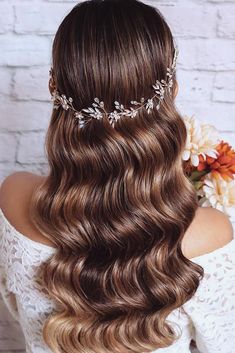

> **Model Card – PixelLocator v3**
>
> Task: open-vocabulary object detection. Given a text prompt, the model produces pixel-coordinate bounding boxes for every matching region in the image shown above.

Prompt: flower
[197,172,235,215]
[82,107,103,120]
[182,115,235,216]
[182,115,219,167]
[197,141,235,181]
[145,99,154,113]
[109,110,121,122]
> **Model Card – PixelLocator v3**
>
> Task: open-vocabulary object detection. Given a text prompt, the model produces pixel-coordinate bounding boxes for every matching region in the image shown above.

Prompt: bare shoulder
[182,206,234,259]
[0,171,52,246]
[0,171,46,221]
[0,171,43,188]
[0,171,44,204]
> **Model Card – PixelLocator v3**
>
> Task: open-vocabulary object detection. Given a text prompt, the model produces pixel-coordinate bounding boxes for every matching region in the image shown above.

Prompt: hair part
[30,1,204,352]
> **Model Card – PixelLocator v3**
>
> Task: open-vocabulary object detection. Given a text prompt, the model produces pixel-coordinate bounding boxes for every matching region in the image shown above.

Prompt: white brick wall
[0,0,235,352]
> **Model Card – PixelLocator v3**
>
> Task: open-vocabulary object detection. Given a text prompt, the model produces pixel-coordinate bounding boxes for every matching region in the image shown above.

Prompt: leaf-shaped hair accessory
[51,47,179,128]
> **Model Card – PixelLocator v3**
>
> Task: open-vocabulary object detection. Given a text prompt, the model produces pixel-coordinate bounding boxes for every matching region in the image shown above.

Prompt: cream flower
[182,115,219,167]
[197,172,235,216]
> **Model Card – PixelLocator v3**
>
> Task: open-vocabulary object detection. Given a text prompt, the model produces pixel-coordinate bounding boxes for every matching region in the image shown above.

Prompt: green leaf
[189,170,209,182]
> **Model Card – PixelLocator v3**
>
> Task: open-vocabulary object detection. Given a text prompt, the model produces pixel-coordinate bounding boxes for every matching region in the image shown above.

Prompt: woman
[0,0,234,352]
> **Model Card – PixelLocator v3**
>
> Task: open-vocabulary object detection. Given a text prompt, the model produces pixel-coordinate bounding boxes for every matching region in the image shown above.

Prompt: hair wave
[30,1,204,352]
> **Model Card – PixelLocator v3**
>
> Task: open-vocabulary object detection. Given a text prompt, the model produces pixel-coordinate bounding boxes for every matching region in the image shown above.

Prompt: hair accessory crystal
[50,47,179,128]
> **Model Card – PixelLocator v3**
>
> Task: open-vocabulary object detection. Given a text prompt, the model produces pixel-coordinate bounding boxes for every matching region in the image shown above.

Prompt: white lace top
[0,207,235,353]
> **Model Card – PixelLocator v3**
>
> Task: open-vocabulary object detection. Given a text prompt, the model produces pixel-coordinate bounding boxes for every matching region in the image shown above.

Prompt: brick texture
[0,0,235,352]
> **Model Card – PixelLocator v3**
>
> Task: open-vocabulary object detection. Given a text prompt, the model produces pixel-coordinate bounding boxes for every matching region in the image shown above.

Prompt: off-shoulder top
[0,208,235,353]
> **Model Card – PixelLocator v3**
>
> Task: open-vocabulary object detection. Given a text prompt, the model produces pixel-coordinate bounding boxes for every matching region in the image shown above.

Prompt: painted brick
[209,0,235,2]
[0,162,49,182]
[0,101,51,132]
[17,132,47,164]
[213,72,235,103]
[219,132,235,147]
[46,0,80,2]
[176,100,235,132]
[13,66,51,101]
[0,35,51,67]
[0,133,17,162]
[159,6,217,38]
[0,4,14,34]
[15,4,72,34]
[0,69,12,96]
[178,38,235,71]
[176,70,214,102]
[218,8,235,38]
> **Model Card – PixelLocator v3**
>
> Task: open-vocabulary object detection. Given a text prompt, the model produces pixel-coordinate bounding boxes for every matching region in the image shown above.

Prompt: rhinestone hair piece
[50,47,179,128]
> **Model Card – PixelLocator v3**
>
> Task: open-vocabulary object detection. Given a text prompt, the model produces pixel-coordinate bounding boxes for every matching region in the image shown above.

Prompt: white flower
[82,107,103,120]
[93,97,105,109]
[114,101,125,111]
[109,110,121,122]
[198,173,235,216]
[129,108,138,118]
[74,112,84,120]
[145,99,154,114]
[182,115,220,167]
[122,108,138,118]
[130,100,140,105]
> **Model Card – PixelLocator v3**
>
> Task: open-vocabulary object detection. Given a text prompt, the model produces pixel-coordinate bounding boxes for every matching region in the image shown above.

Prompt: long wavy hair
[30,0,204,352]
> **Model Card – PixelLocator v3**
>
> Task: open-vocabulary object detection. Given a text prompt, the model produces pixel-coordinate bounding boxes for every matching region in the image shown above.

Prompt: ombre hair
[30,0,204,352]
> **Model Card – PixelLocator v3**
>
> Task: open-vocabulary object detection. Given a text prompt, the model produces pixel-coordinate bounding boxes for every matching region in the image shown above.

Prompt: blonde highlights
[30,1,204,352]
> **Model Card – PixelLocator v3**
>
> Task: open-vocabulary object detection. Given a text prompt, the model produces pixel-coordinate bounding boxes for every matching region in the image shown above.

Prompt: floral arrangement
[182,115,235,217]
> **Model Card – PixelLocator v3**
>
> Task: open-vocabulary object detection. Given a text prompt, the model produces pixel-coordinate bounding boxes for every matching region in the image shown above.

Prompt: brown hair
[30,0,204,352]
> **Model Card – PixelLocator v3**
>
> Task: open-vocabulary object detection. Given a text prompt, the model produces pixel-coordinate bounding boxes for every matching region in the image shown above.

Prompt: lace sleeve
[0,278,20,322]
[183,239,235,353]
[1,207,234,353]
[0,208,57,352]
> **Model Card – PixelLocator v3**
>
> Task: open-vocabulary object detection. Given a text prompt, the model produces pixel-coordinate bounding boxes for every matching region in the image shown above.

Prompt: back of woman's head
[30,1,204,352]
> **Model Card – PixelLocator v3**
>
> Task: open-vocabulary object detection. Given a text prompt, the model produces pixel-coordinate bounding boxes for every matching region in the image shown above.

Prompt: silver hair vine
[50,46,179,128]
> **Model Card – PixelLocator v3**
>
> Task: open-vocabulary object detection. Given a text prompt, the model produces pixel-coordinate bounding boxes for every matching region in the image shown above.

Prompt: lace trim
[0,207,56,254]
[1,207,235,353]
[189,238,235,263]
[0,207,234,263]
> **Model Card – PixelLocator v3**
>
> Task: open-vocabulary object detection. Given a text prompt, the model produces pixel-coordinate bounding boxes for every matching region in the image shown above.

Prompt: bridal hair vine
[50,47,179,128]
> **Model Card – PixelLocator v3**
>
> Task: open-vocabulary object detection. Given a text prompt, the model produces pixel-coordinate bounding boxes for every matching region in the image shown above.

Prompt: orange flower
[197,141,235,181]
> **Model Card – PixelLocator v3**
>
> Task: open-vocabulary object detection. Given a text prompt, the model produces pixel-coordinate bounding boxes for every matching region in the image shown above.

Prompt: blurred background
[0,0,234,352]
